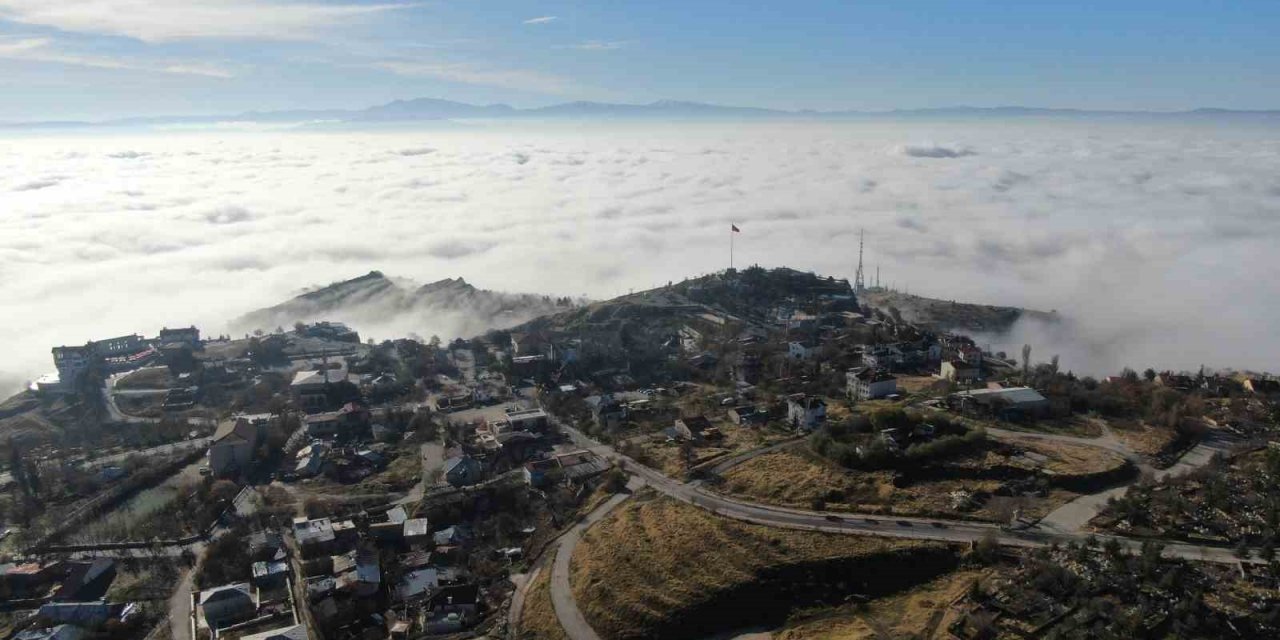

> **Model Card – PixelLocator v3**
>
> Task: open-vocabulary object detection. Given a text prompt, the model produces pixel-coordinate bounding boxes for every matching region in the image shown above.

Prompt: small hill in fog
[231,271,574,341]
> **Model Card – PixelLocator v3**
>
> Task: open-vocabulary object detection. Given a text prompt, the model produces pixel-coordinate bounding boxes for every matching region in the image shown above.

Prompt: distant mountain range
[7,98,1280,129]
[231,271,574,341]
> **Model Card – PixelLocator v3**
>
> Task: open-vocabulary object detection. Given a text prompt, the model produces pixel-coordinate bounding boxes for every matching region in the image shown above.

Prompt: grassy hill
[569,492,957,639]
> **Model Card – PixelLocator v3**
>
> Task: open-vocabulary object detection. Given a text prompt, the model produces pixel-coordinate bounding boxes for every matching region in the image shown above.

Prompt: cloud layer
[3,119,1279,392]
[0,0,412,42]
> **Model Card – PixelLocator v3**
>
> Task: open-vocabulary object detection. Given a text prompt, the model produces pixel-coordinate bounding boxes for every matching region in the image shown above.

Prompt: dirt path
[168,566,195,640]
[396,442,445,506]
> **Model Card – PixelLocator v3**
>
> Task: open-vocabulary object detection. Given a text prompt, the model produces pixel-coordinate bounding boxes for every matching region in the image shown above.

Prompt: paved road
[559,420,1256,564]
[549,484,640,640]
[103,371,160,424]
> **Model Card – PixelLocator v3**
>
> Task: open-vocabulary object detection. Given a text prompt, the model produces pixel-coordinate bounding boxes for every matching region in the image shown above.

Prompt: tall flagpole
[730,223,734,271]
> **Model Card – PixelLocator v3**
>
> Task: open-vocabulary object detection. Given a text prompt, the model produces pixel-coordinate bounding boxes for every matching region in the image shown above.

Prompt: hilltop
[230,271,572,340]
[516,266,857,333]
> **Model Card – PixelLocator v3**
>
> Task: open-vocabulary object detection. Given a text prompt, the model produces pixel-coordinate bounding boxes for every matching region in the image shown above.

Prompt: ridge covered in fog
[6,97,1280,130]
[231,271,574,342]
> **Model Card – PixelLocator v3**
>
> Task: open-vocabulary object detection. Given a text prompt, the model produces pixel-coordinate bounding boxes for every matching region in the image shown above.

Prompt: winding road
[532,418,1253,640]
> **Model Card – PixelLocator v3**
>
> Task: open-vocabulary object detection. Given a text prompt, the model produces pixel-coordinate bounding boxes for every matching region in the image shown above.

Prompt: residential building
[433,525,469,547]
[208,418,260,476]
[294,442,330,477]
[292,517,336,556]
[786,395,827,430]
[788,340,819,361]
[50,559,115,602]
[303,411,341,437]
[727,405,767,426]
[198,583,256,629]
[36,602,125,628]
[847,368,898,401]
[290,367,352,411]
[554,450,610,482]
[0,562,57,598]
[674,416,717,441]
[251,561,288,589]
[443,455,483,487]
[404,518,431,546]
[523,458,559,488]
[941,359,980,383]
[426,584,480,631]
[505,407,549,431]
[240,624,310,640]
[395,566,440,602]
[584,394,626,430]
[158,326,201,348]
[301,321,360,343]
[91,334,144,357]
[1154,372,1196,391]
[50,346,93,387]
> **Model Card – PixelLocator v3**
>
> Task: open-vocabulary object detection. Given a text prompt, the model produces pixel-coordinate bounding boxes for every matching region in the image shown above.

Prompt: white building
[788,340,819,361]
[941,359,980,383]
[786,395,827,430]
[847,368,898,401]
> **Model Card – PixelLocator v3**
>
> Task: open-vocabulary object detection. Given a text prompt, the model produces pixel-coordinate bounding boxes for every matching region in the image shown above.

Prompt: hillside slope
[570,493,956,639]
[861,289,1056,333]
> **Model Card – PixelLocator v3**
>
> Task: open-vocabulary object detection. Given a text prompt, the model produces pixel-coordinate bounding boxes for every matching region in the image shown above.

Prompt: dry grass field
[517,568,568,640]
[719,440,1126,522]
[634,422,794,477]
[569,493,953,639]
[778,569,988,639]
[1107,419,1180,457]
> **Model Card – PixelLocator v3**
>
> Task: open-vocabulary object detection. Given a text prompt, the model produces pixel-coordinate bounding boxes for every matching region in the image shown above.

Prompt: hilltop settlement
[1,266,1279,640]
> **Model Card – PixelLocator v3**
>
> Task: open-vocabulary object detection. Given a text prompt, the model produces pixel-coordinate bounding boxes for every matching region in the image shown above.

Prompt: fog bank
[3,119,1278,391]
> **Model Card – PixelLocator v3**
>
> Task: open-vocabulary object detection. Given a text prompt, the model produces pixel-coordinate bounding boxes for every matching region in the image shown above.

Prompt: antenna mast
[854,229,865,294]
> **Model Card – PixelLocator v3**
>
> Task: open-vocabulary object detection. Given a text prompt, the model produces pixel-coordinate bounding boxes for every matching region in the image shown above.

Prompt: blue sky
[0,0,1278,120]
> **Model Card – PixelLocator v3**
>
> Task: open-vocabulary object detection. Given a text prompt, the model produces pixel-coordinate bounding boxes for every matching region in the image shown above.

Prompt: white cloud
[0,36,234,77]
[0,0,415,43]
[898,144,976,158]
[523,16,557,25]
[566,40,624,51]
[1,120,1279,395]
[370,59,576,94]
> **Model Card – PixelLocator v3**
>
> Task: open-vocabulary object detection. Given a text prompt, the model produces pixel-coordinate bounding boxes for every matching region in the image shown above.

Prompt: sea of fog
[3,118,1279,393]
